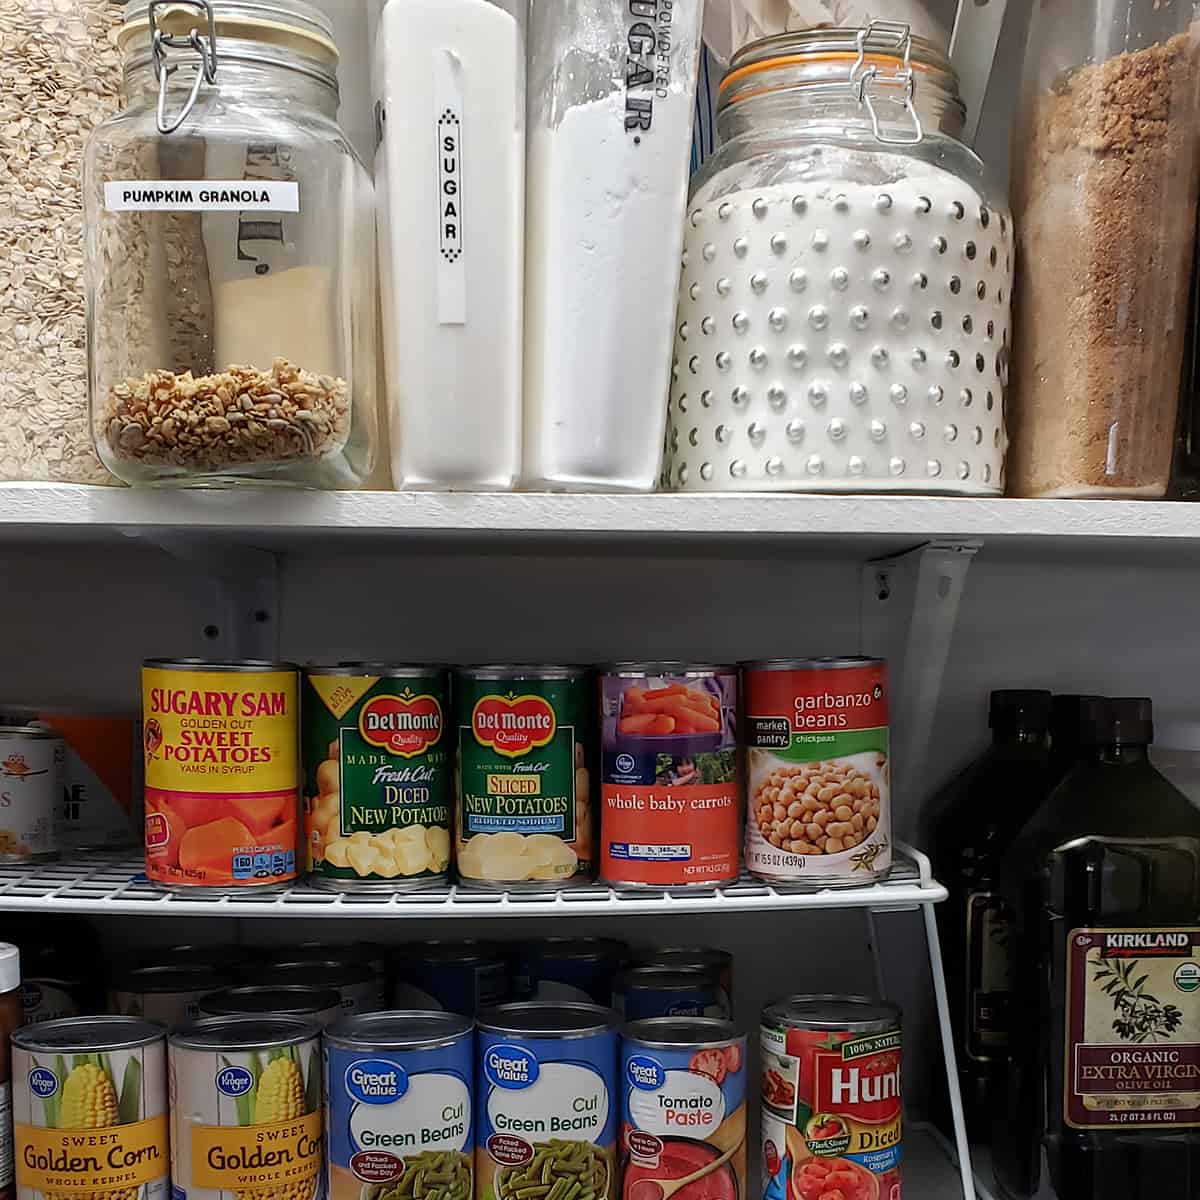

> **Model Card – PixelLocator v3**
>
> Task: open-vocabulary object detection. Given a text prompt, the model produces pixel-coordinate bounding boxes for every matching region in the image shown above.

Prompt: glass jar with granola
[83,0,377,487]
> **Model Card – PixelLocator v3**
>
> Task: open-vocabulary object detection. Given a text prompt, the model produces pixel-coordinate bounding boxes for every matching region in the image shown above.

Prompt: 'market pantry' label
[104,180,301,212]
[1065,927,1200,1128]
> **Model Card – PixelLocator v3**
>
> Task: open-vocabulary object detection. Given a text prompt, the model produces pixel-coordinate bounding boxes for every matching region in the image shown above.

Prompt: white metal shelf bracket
[118,531,281,660]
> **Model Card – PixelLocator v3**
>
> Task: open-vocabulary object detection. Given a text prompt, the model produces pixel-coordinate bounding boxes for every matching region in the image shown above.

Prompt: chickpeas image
[752,758,882,856]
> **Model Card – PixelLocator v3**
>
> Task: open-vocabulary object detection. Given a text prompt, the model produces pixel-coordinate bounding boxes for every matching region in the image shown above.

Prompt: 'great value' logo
[472,694,556,758]
[360,692,443,758]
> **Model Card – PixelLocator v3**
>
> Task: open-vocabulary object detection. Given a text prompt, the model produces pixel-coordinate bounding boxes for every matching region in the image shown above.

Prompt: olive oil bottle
[996,698,1200,1200]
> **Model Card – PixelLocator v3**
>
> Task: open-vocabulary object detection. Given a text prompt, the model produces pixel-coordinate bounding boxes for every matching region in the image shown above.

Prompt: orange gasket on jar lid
[719,51,939,99]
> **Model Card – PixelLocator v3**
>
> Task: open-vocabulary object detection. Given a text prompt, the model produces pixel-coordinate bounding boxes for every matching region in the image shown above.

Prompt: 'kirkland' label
[327,1037,472,1189]
[621,1036,746,1200]
[743,662,890,884]
[966,891,1012,1061]
[600,672,739,887]
[304,670,452,884]
[477,1028,616,1200]
[455,673,591,885]
[104,181,300,212]
[1065,927,1200,1129]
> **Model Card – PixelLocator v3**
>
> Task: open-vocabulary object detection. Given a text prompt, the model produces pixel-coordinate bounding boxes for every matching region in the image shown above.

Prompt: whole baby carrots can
[599,664,740,888]
[142,659,300,893]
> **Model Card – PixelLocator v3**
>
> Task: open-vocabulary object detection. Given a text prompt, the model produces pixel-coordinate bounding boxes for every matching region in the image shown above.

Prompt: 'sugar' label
[1065,927,1200,1128]
[477,1029,617,1200]
[104,180,300,211]
[326,1039,472,1190]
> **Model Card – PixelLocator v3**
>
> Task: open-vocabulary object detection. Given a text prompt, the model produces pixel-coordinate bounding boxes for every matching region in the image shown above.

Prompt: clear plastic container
[664,24,1012,494]
[1008,1,1200,498]
[84,0,377,487]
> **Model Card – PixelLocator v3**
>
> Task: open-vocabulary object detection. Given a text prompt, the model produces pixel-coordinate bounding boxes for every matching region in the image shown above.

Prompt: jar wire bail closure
[850,20,923,146]
[149,0,219,134]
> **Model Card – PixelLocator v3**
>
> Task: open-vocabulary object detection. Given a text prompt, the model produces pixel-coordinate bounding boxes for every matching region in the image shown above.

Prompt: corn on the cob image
[46,1061,137,1200]
[254,1055,306,1124]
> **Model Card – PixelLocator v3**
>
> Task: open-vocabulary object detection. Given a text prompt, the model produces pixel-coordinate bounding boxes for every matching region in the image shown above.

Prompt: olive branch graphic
[1091,954,1184,1042]
[850,835,889,873]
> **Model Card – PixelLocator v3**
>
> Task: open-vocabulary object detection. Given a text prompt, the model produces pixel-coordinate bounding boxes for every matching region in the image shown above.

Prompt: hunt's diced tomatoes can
[600,664,739,889]
[142,659,300,893]
[742,658,890,888]
[761,996,902,1200]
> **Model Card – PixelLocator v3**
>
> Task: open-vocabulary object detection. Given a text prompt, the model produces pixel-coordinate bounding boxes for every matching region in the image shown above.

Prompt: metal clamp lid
[150,0,219,134]
[849,21,923,146]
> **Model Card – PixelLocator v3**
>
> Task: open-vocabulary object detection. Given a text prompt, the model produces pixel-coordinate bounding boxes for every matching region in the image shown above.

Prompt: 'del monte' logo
[472,693,556,758]
[359,691,443,758]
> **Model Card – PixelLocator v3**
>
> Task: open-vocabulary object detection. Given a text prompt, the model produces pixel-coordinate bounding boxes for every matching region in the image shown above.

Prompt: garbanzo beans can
[454,667,593,890]
[303,664,452,891]
[742,659,890,888]
[12,1016,170,1200]
[760,996,902,1200]
[142,659,300,892]
[169,1015,324,1200]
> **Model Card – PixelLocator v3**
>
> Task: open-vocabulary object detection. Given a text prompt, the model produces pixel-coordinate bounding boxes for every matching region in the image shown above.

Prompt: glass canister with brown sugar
[1008,1,1200,498]
[83,0,377,487]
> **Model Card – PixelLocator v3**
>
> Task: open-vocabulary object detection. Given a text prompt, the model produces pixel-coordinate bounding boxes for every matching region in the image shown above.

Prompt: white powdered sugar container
[665,23,1012,494]
[523,0,705,491]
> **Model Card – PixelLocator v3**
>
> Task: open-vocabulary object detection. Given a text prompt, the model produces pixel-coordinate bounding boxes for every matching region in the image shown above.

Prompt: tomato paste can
[620,1018,747,1200]
[613,968,730,1022]
[324,1010,473,1200]
[513,938,628,1005]
[742,659,890,888]
[199,985,343,1027]
[760,996,902,1200]
[599,665,739,889]
[476,1002,618,1200]
[108,964,236,1028]
[141,659,300,893]
[303,664,452,891]
[169,1014,324,1200]
[391,941,510,1016]
[629,948,733,1018]
[12,1016,170,1200]
[0,727,64,864]
[454,667,593,890]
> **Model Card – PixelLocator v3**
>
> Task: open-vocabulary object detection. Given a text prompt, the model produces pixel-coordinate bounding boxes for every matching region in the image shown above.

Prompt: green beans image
[364,1150,471,1200]
[496,1141,609,1200]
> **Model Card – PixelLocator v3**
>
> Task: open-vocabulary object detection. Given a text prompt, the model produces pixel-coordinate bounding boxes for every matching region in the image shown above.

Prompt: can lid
[599,662,736,675]
[0,942,19,992]
[456,665,586,680]
[171,1013,321,1050]
[623,1016,742,1047]
[327,1010,473,1050]
[477,1002,619,1038]
[199,985,340,1018]
[336,662,449,676]
[740,656,885,671]
[396,940,502,966]
[630,946,730,970]
[619,965,720,991]
[143,658,300,672]
[112,963,233,994]
[13,1016,166,1052]
[258,960,374,987]
[763,994,901,1032]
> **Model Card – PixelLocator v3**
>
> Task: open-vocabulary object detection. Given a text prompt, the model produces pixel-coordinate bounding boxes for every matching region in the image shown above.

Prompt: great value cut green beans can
[476,1003,618,1200]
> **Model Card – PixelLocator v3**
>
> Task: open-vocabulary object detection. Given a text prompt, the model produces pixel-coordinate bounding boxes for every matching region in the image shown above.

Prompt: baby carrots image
[618,682,722,736]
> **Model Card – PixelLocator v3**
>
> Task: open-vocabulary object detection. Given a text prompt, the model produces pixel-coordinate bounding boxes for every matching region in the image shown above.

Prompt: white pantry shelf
[0,843,943,918]
[0,483,1199,559]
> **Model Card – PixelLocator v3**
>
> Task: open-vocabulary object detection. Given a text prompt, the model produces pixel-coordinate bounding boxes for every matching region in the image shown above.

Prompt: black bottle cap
[989,690,1051,733]
[1087,697,1154,747]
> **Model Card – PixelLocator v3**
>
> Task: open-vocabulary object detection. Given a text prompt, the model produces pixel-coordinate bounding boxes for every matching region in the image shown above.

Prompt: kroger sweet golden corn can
[12,1016,170,1200]
[168,1015,324,1200]
[142,660,300,892]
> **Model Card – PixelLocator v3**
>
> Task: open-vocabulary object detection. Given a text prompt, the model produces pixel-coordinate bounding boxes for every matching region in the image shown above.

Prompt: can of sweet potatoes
[142,659,300,893]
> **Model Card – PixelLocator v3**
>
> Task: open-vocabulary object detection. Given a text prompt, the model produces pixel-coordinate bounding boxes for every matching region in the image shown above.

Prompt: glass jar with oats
[1008,0,1200,498]
[83,0,377,487]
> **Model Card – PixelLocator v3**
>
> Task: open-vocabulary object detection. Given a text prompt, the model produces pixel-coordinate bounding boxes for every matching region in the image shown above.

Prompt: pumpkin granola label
[1065,927,1200,1128]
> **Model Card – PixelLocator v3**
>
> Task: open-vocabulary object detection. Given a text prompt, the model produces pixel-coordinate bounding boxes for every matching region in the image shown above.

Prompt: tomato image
[792,1157,879,1200]
[762,1068,795,1108]
[689,1048,728,1084]
[724,1042,743,1073]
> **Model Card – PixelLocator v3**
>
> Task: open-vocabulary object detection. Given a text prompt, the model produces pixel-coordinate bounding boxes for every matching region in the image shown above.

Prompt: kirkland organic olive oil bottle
[995,698,1200,1199]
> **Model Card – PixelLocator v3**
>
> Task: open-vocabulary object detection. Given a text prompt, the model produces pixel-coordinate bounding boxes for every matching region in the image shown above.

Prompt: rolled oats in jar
[742,658,890,887]
[665,25,1011,494]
